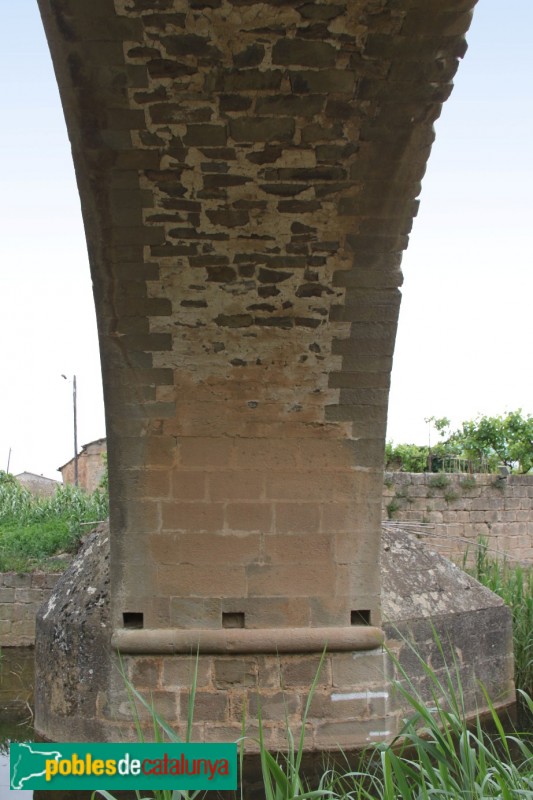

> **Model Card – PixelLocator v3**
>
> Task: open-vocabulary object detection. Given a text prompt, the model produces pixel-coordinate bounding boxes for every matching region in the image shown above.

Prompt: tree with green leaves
[386,410,533,474]
[447,410,533,474]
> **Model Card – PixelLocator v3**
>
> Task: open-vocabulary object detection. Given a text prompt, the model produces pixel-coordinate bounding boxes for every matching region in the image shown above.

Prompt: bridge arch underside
[34,0,492,750]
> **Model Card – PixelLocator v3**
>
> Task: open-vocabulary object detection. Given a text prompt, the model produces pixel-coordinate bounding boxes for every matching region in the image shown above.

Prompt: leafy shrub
[459,476,477,491]
[428,474,450,490]
[386,499,401,519]
[385,442,429,473]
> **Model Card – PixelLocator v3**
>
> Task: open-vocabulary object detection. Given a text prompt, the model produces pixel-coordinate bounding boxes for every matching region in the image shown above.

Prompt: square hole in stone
[351,609,371,626]
[123,612,144,629]
[222,612,245,629]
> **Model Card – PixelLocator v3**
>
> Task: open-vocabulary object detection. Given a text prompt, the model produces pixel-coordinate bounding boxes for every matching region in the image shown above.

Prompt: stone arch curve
[34,0,479,749]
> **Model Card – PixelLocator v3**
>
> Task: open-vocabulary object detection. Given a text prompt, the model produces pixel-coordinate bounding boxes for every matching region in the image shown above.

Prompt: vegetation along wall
[3,470,532,647]
[382,472,533,565]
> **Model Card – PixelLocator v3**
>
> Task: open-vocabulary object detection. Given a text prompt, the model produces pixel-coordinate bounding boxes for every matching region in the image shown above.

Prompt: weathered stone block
[255,95,325,117]
[281,656,331,689]
[275,502,321,534]
[239,597,311,629]
[0,603,14,621]
[225,502,273,533]
[214,659,257,688]
[158,564,246,597]
[2,573,32,588]
[247,562,336,597]
[272,39,336,67]
[178,532,260,565]
[290,69,355,93]
[233,43,265,68]
[229,117,295,143]
[169,597,221,629]
[219,93,253,112]
[183,124,227,146]
[248,691,299,720]
[212,69,283,92]
[161,501,224,533]
[128,657,162,688]
[181,690,228,722]
[264,534,332,564]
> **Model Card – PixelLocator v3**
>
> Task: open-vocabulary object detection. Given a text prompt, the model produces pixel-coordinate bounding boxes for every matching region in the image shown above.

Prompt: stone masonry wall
[0,572,59,646]
[382,472,533,565]
[6,467,532,650]
[37,0,475,638]
[35,0,478,752]
[34,524,515,756]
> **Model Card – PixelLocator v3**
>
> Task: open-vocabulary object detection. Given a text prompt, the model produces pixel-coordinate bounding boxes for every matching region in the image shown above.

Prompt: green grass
[464,541,533,696]
[0,478,108,572]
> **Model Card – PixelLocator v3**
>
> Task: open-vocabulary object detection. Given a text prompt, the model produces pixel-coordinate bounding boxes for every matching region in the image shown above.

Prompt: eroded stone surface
[35,522,514,749]
[36,0,476,638]
[34,0,484,759]
[381,528,514,721]
[35,524,111,742]
[381,527,505,621]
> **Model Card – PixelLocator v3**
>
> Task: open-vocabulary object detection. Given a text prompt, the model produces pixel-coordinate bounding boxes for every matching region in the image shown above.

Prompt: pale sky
[1,0,531,480]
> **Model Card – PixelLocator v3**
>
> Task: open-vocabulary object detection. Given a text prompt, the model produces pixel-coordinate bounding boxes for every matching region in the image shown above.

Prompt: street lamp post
[62,374,78,487]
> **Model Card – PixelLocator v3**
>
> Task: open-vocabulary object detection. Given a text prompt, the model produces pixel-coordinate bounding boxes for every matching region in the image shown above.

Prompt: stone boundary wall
[382,472,533,565]
[0,572,59,647]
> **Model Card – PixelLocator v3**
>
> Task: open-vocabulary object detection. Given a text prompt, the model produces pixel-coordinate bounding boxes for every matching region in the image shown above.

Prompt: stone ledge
[112,625,384,654]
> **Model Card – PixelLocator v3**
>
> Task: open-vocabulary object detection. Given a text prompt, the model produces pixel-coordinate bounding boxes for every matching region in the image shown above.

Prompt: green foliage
[447,410,533,474]
[356,652,533,799]
[428,473,450,490]
[385,442,429,473]
[386,499,401,519]
[386,410,533,474]
[459,476,477,491]
[443,489,460,503]
[429,416,451,435]
[0,479,108,572]
[0,471,17,487]
[492,477,507,491]
[465,540,533,696]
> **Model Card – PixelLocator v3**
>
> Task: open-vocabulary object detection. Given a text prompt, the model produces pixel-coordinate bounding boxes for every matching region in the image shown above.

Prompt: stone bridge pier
[33,0,497,754]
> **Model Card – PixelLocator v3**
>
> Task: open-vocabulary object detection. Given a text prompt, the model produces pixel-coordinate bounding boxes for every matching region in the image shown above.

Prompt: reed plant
[92,653,210,800]
[92,644,533,800]
[335,638,533,799]
[464,540,533,695]
[0,476,108,571]
[256,650,337,800]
